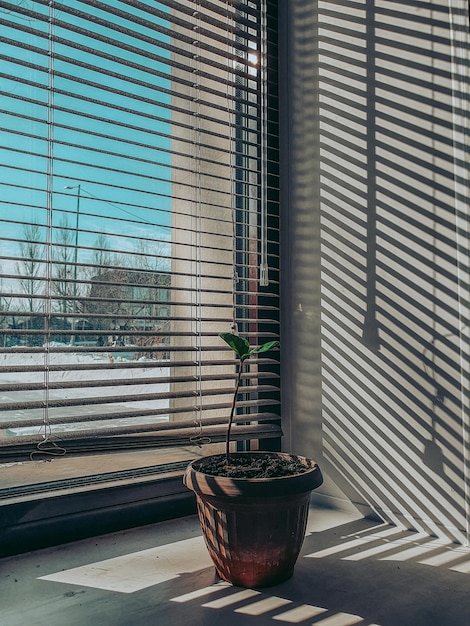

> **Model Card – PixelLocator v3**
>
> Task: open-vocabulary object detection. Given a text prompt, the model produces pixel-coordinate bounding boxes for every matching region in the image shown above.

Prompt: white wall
[281,0,470,543]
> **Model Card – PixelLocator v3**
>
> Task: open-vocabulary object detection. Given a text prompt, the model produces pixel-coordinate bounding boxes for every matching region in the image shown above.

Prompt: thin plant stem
[226,359,243,465]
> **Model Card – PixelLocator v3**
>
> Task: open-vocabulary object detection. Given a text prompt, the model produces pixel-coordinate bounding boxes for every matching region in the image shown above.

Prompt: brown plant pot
[183,451,323,588]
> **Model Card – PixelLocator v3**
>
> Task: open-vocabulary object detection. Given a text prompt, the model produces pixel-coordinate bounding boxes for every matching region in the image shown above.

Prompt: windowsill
[0,445,217,504]
[0,446,211,557]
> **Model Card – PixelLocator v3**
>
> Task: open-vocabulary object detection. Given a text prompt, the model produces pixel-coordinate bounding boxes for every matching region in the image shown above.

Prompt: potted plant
[183,332,323,588]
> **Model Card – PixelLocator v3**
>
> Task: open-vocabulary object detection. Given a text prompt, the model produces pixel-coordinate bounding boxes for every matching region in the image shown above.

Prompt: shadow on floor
[2,512,470,626]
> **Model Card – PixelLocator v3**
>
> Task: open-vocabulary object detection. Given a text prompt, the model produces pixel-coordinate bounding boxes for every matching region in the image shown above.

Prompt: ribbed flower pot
[183,452,323,588]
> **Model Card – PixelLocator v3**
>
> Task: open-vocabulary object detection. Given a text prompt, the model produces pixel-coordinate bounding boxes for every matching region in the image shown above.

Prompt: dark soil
[192,453,309,479]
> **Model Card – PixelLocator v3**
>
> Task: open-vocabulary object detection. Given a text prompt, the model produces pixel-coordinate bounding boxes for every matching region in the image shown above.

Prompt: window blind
[0,0,280,461]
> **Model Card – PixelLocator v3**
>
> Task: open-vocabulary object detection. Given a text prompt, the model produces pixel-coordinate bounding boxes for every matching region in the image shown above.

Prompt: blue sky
[1,0,172,272]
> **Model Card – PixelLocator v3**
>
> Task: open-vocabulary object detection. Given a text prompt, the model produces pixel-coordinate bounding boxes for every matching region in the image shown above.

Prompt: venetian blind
[0,0,280,461]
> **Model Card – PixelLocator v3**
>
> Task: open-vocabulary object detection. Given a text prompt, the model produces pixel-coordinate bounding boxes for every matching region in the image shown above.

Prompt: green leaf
[219,333,279,362]
[219,332,251,360]
[249,340,279,356]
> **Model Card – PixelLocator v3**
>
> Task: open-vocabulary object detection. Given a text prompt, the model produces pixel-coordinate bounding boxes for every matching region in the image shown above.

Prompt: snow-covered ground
[0,351,170,437]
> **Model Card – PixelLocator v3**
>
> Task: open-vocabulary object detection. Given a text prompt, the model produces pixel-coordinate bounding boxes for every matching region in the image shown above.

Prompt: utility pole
[64,184,81,345]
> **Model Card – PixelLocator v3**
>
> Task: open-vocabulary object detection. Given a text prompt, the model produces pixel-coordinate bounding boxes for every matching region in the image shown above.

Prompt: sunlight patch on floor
[305,522,470,574]
[234,596,292,615]
[170,584,375,625]
[38,536,212,593]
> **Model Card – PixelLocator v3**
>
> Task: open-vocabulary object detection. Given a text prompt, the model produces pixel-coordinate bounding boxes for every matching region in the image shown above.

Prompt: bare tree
[82,237,170,353]
[85,233,114,279]
[51,216,75,315]
[132,239,170,273]
[0,272,13,347]
[130,239,171,358]
[82,234,124,341]
[15,222,45,313]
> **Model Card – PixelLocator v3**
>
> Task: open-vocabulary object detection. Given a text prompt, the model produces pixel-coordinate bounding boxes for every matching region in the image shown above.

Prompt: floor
[2,507,470,626]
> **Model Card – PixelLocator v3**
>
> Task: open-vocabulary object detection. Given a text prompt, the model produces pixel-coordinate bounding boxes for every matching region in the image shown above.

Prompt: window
[0,1,280,480]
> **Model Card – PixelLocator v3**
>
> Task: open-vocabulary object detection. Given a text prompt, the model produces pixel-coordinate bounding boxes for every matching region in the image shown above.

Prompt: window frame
[0,0,280,556]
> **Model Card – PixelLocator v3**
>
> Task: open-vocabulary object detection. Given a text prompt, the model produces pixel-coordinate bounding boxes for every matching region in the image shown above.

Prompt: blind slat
[0,383,280,413]
[0,424,283,464]
[0,371,280,394]
[0,409,281,433]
